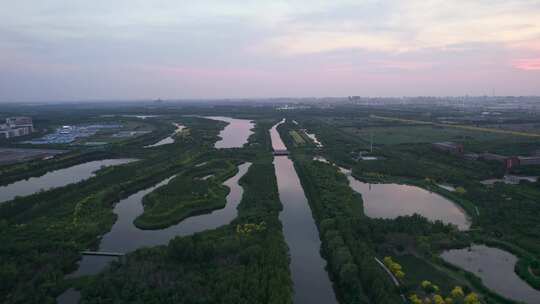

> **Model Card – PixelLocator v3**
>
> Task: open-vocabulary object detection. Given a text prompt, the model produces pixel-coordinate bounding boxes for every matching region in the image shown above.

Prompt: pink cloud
[512,58,540,70]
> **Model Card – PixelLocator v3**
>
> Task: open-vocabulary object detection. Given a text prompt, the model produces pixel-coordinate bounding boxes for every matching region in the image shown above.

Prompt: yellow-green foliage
[236,221,267,236]
[433,294,445,304]
[289,130,305,146]
[412,281,477,304]
[464,292,480,304]
[455,186,467,195]
[365,172,385,178]
[409,294,423,304]
[450,286,464,298]
[383,256,406,280]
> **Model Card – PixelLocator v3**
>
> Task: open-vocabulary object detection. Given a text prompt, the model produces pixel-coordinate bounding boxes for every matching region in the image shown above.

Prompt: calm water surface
[341,168,470,230]
[68,162,251,277]
[441,245,540,304]
[270,122,337,304]
[0,159,137,204]
[144,123,185,148]
[204,116,254,148]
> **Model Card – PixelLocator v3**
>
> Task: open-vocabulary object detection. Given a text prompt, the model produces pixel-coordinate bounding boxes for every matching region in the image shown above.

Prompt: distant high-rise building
[0,117,34,139]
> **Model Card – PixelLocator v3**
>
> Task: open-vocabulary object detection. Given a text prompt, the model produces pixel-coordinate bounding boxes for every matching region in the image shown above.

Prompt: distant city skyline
[1,1,540,101]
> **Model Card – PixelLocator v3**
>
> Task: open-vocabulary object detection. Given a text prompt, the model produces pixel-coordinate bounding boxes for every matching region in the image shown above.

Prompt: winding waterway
[68,162,251,277]
[0,159,137,204]
[270,121,338,304]
[339,167,470,230]
[58,162,250,304]
[204,116,254,148]
[441,245,540,304]
[144,123,185,148]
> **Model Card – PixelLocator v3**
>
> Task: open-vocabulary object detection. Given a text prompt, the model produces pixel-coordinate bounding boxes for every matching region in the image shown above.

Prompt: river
[0,158,137,204]
[67,162,251,277]
[58,162,250,303]
[204,116,254,149]
[441,245,540,304]
[270,121,337,304]
[144,123,185,148]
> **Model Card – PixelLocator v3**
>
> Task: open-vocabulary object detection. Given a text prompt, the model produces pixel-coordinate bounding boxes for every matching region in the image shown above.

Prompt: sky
[1,0,540,101]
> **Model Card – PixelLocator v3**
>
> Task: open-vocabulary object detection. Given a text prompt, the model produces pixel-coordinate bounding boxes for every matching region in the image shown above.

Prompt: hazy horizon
[1,1,540,102]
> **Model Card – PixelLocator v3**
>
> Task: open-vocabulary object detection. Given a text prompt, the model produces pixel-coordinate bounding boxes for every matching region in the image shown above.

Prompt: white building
[0,117,34,139]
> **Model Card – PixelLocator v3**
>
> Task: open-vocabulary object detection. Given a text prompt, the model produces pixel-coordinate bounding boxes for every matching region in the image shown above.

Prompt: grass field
[371,115,540,138]
[395,254,462,295]
[289,130,306,146]
[343,125,530,145]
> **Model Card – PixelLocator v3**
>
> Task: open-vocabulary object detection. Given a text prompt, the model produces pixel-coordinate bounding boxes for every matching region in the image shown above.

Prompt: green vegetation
[278,114,539,303]
[78,133,293,303]
[283,131,401,303]
[134,159,239,229]
[0,115,226,303]
[288,130,306,146]
[2,102,540,304]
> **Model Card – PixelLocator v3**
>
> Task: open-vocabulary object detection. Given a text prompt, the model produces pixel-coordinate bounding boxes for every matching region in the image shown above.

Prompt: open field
[0,148,66,165]
[288,130,306,146]
[341,125,530,145]
[371,115,540,138]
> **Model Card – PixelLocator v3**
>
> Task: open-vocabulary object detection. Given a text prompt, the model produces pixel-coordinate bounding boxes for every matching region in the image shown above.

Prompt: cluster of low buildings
[25,123,121,145]
[432,141,540,170]
[0,117,34,139]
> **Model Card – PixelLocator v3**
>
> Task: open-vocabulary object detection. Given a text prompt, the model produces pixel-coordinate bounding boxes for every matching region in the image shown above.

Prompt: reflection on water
[270,119,286,150]
[0,159,137,204]
[204,116,254,149]
[144,123,185,148]
[270,121,338,304]
[340,168,470,230]
[441,245,540,304]
[68,162,251,277]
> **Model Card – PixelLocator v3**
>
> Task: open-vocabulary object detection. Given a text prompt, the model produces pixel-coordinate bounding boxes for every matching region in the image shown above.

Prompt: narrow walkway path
[374,257,407,303]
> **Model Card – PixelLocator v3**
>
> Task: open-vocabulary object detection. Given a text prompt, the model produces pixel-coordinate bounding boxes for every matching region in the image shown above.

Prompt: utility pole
[370,132,373,153]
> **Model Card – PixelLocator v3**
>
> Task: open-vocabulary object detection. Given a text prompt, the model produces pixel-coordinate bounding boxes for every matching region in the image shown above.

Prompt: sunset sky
[1,0,540,101]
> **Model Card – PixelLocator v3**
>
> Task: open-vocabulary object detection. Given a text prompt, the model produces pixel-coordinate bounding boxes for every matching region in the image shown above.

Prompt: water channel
[68,162,251,277]
[144,123,185,148]
[441,245,540,304]
[204,116,254,149]
[0,158,137,204]
[270,121,338,304]
[58,116,257,303]
[58,163,250,303]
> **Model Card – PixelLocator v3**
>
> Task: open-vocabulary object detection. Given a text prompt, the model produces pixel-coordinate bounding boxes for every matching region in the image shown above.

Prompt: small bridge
[273,149,289,156]
[82,251,125,257]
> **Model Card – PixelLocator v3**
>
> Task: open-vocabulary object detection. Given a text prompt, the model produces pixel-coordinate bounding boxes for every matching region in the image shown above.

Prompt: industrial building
[432,141,538,170]
[432,142,464,154]
[478,154,520,170]
[517,156,540,166]
[0,117,34,139]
